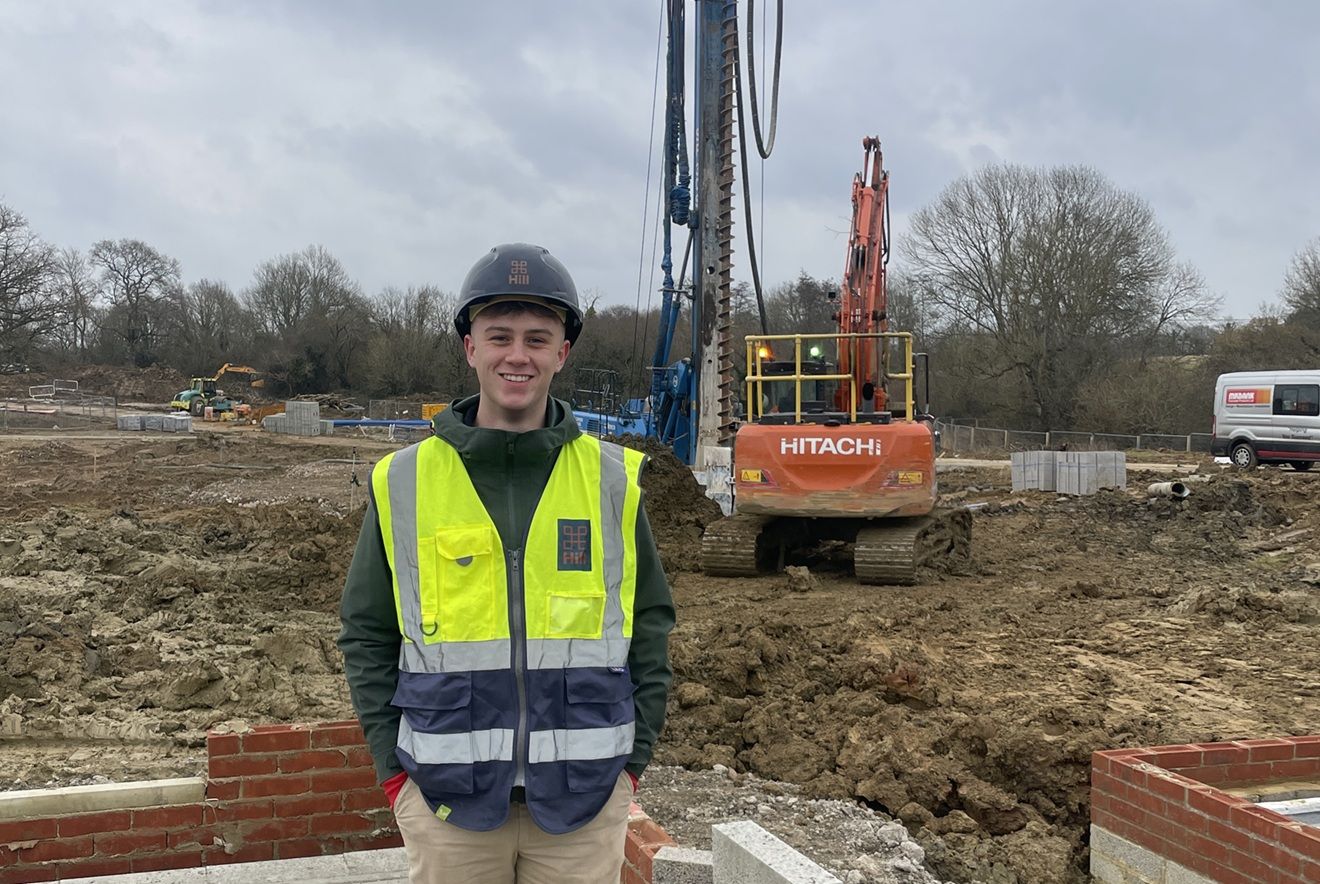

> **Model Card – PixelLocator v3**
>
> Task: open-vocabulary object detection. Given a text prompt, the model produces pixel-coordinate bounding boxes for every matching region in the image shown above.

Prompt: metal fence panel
[1138,432,1193,451]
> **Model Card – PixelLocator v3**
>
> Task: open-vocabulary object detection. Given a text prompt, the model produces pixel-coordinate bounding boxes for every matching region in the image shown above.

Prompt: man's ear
[554,339,571,373]
[464,334,477,367]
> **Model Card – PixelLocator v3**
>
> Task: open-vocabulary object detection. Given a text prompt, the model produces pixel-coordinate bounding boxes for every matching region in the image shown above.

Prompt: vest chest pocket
[418,525,502,643]
[547,589,606,639]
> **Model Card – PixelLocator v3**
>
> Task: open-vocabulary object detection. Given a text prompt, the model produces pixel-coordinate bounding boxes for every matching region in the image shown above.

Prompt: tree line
[2,161,1318,433]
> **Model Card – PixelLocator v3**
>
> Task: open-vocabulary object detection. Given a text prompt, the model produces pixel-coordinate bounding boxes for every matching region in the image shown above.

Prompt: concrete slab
[712,820,839,884]
[63,847,409,883]
[0,777,204,821]
[653,845,714,884]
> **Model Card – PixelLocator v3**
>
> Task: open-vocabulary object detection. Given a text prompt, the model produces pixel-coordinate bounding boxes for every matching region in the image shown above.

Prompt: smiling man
[338,243,675,884]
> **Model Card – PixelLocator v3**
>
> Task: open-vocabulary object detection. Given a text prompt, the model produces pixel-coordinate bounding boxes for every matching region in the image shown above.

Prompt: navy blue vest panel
[393,670,520,732]
[525,666,636,731]
[525,757,630,834]
[396,750,518,832]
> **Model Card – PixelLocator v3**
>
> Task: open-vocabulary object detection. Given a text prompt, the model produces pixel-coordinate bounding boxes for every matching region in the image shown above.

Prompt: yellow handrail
[744,331,914,424]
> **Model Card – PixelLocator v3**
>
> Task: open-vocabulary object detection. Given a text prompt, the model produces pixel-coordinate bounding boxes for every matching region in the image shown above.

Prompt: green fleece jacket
[337,395,675,784]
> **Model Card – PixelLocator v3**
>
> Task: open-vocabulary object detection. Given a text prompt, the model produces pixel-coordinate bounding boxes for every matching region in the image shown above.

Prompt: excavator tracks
[700,514,770,577]
[855,509,973,586]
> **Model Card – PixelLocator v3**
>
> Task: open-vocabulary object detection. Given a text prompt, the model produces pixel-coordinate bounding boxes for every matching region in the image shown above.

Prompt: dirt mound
[608,435,723,572]
[0,363,188,403]
[655,466,1320,882]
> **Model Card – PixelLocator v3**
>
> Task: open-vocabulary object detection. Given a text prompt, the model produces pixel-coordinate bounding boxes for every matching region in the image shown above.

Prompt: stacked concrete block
[142,414,164,431]
[1011,451,1057,492]
[116,415,143,431]
[1057,451,1126,495]
[262,414,288,434]
[284,400,321,436]
[1012,450,1126,495]
[162,414,192,433]
[320,419,336,436]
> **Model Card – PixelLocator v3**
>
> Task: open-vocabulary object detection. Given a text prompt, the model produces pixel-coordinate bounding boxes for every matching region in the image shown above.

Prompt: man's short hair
[468,298,567,334]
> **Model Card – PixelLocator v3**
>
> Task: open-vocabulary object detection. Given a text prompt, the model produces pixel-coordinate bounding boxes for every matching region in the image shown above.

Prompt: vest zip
[507,439,530,790]
[509,547,528,788]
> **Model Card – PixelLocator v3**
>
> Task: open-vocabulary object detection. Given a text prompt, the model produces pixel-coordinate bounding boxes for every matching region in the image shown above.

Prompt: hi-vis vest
[372,433,645,834]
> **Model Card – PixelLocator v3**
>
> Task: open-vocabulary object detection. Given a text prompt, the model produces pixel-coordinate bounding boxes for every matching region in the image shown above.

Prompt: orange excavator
[700,137,970,584]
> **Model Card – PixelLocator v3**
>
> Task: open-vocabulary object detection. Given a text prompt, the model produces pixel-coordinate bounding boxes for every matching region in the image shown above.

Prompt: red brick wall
[0,720,399,883]
[1092,736,1320,884]
[1,720,678,884]
[622,804,676,884]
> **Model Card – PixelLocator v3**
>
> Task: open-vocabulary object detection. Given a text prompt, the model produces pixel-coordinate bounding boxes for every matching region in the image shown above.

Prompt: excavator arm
[834,136,890,412]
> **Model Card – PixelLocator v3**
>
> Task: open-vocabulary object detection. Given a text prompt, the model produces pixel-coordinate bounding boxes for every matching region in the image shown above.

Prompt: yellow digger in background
[170,363,265,418]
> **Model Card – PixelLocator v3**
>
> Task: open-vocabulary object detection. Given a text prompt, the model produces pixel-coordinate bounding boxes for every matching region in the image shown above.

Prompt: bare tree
[1282,238,1320,327]
[89,238,181,366]
[245,245,368,390]
[0,204,58,362]
[364,286,455,395]
[906,164,1218,428]
[47,248,97,360]
[155,279,253,374]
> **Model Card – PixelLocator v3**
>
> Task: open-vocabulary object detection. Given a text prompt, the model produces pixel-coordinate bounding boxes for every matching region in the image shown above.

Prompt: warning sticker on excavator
[739,469,763,483]
[897,471,924,485]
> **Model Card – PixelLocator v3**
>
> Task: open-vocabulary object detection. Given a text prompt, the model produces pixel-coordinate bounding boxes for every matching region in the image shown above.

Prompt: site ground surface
[2,428,1317,882]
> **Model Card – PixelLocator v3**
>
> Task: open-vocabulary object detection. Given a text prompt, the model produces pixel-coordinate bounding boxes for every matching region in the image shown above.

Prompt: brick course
[0,720,679,883]
[1092,736,1320,884]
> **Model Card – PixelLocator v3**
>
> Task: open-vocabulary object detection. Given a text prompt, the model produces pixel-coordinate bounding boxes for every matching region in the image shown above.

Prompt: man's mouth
[500,374,532,383]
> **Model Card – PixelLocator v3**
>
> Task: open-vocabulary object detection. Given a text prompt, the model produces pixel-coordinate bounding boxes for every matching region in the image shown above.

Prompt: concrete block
[320,419,335,436]
[0,776,204,821]
[116,415,143,431]
[163,415,191,433]
[142,414,164,431]
[1090,826,1163,882]
[1165,861,1216,884]
[712,820,841,884]
[654,846,714,884]
[1088,852,1126,884]
[1011,451,1058,492]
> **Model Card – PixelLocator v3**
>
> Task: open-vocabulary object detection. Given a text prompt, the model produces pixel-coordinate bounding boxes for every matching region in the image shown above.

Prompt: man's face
[465,307,570,422]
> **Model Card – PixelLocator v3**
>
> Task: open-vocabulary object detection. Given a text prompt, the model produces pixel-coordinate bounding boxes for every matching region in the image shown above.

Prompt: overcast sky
[2,1,1318,321]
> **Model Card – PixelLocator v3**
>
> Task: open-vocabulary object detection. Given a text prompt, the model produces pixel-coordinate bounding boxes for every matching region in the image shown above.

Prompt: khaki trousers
[393,774,633,884]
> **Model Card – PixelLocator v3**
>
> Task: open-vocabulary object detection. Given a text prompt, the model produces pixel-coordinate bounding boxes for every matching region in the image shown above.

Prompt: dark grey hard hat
[454,243,583,344]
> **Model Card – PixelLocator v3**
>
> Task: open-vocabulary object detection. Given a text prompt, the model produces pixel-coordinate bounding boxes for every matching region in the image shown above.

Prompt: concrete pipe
[1147,481,1190,499]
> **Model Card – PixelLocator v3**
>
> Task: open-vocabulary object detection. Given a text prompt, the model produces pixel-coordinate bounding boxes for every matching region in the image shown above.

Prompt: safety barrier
[0,395,117,431]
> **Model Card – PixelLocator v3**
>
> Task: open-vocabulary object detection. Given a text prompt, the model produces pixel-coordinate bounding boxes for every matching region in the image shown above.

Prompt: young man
[338,243,675,884]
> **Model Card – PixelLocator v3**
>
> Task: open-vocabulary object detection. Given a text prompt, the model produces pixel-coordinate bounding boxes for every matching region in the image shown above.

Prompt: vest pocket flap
[435,525,494,561]
[565,667,634,705]
[393,671,472,711]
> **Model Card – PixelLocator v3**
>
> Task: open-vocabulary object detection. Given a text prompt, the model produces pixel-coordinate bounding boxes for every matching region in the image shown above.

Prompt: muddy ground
[1,426,1319,883]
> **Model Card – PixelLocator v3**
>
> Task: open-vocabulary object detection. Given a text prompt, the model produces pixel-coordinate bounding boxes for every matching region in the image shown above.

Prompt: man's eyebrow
[482,324,556,335]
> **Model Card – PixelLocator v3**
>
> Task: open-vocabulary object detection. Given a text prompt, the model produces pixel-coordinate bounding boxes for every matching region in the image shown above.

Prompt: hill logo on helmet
[509,260,530,285]
[780,437,882,456]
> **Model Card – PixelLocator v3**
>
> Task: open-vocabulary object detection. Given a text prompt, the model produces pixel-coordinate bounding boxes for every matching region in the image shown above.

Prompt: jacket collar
[431,394,581,465]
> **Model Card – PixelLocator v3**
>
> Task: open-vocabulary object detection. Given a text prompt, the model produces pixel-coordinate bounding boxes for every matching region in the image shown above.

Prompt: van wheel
[1230,443,1258,469]
[1290,461,1314,472]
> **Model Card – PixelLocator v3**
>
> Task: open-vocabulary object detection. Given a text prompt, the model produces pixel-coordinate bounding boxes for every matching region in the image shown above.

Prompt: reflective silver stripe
[527,723,635,763]
[598,440,627,647]
[387,444,423,645]
[397,716,515,764]
[524,637,627,670]
[400,639,510,673]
